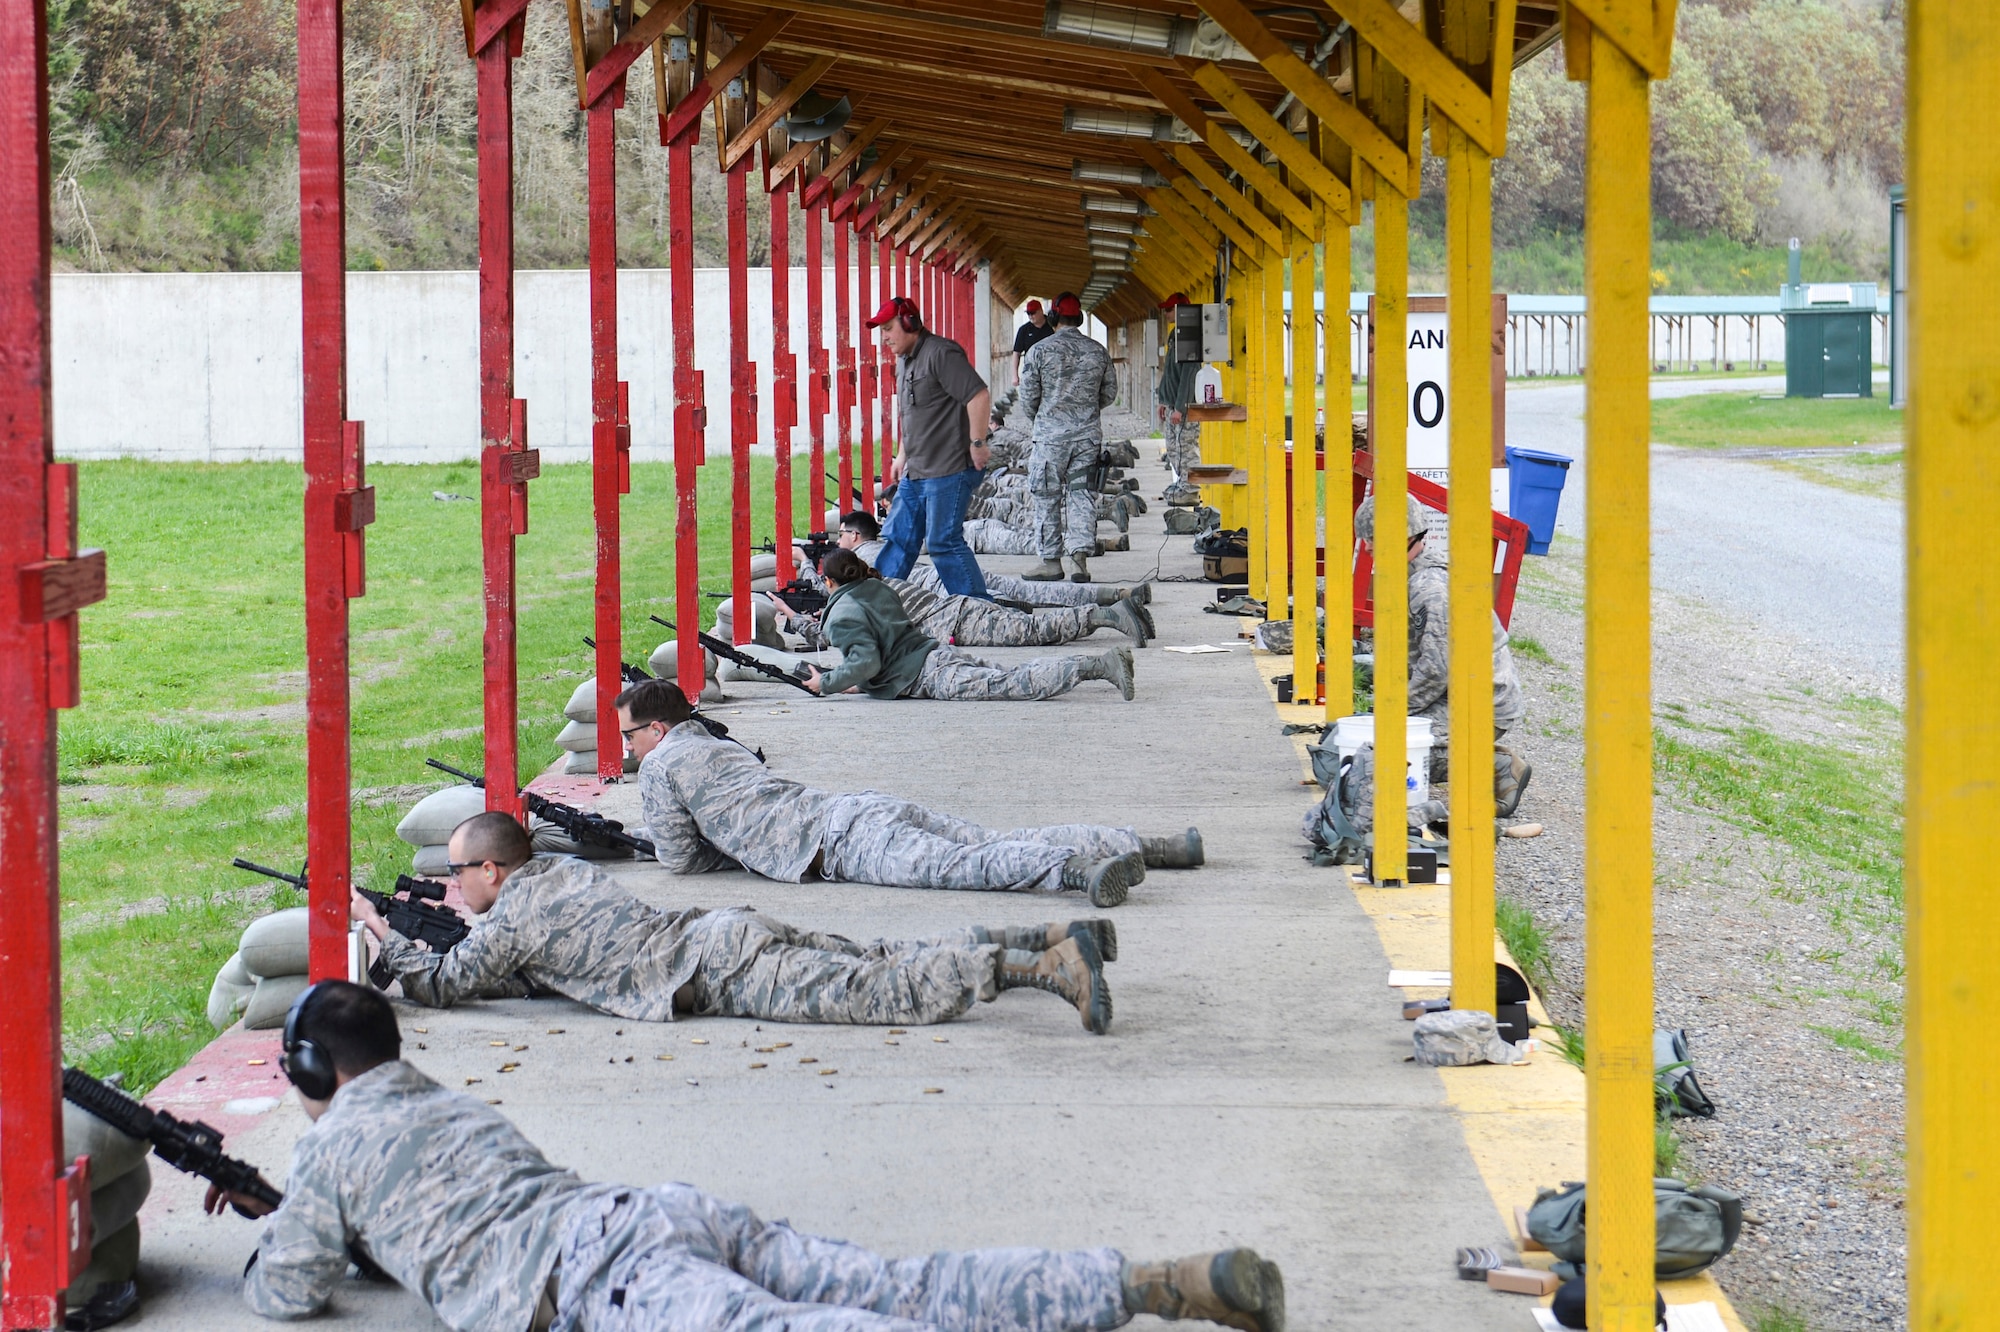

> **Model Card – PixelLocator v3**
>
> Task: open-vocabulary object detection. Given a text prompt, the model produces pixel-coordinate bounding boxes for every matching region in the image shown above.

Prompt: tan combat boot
[1122,1249,1285,1332]
[1022,559,1066,582]
[984,919,1118,962]
[1088,599,1150,645]
[998,929,1111,1034]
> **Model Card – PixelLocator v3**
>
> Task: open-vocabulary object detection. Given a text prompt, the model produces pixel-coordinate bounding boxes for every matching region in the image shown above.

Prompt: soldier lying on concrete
[842,511,1154,617]
[212,981,1285,1331]
[805,549,1136,701]
[620,678,1203,909]
[353,810,1118,1031]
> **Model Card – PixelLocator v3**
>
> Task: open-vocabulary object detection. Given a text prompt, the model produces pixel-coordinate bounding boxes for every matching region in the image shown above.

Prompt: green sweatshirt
[817,577,938,699]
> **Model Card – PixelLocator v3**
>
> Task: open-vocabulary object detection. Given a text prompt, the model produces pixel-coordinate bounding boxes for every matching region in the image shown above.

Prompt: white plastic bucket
[1331,715,1435,807]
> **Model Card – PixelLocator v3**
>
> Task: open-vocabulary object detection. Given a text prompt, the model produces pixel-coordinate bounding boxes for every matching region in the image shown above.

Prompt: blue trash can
[1505,447,1572,555]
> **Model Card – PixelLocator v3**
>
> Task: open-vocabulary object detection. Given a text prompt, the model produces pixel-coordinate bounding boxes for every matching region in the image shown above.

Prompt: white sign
[1404,310,1450,480]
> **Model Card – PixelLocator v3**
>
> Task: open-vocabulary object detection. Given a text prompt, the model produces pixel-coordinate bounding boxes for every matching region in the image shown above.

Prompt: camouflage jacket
[377,854,706,1021]
[637,721,832,881]
[1406,556,1526,731]
[1019,328,1117,447]
[243,1059,617,1330]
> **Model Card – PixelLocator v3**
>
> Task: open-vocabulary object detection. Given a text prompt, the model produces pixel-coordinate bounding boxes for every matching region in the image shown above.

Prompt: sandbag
[62,1099,148,1189]
[713,595,785,650]
[395,784,487,849]
[238,908,309,980]
[89,1158,152,1240]
[241,973,311,1030]
[564,678,598,723]
[645,642,725,702]
[555,719,598,753]
[66,1217,140,1306]
[531,825,632,861]
[562,749,638,776]
[206,951,257,1030]
[412,843,451,877]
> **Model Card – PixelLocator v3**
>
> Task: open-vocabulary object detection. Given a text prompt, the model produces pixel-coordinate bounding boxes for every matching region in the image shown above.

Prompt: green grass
[61,457,807,1090]
[1750,1307,1812,1332]
[1650,392,1902,452]
[1811,1024,1898,1063]
[1496,896,1553,994]
[1509,633,1555,666]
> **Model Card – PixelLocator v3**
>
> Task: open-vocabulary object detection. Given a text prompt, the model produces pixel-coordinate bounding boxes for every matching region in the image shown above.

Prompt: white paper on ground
[1531,1299,1725,1332]
[1163,644,1239,654]
[1388,969,1452,987]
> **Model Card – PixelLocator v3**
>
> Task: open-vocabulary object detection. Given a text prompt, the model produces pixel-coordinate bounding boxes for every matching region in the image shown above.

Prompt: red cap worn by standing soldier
[1158,292,1191,309]
[1025,298,1044,314]
[866,296,923,330]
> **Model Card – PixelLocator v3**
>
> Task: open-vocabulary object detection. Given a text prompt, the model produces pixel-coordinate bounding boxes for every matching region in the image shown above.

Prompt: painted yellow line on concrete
[1255,656,1746,1328]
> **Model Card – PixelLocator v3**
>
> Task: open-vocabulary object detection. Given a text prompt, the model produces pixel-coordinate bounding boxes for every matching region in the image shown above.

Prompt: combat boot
[999,930,1112,1034]
[1099,533,1131,551]
[1141,827,1204,868]
[1123,582,1152,608]
[1022,559,1066,582]
[1059,852,1138,907]
[1068,552,1092,582]
[1124,491,1148,515]
[1076,646,1135,699]
[990,919,1117,962]
[1094,586,1125,606]
[1089,599,1150,646]
[1109,498,1131,532]
[1494,748,1533,819]
[1122,1249,1285,1332]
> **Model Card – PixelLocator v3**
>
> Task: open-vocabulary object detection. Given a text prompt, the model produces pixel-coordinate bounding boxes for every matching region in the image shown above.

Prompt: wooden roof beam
[723,52,836,169]
[1129,64,1317,239]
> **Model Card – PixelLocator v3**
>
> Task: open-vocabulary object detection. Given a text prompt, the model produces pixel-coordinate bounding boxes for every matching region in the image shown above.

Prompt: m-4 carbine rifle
[423,758,656,859]
[648,614,816,695]
[234,859,470,986]
[63,1067,281,1217]
[581,636,653,685]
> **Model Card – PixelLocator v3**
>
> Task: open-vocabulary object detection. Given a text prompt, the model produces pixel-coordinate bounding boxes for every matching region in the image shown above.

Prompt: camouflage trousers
[1162,420,1203,504]
[1029,436,1102,558]
[934,600,1094,648]
[982,572,1098,607]
[554,1184,1130,1332]
[906,646,1083,702]
[687,907,999,1026]
[821,790,1141,893]
[966,519,1038,556]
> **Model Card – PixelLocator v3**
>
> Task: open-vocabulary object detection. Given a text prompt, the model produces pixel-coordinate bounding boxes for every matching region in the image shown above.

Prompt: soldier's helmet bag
[1526,1178,1743,1280]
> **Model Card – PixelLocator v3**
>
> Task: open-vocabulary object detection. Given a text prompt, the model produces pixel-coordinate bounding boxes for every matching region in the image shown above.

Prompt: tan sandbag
[564,678,598,723]
[712,594,784,650]
[555,719,598,753]
[65,1217,140,1305]
[559,750,640,776]
[394,784,487,849]
[532,825,639,860]
[646,642,724,702]
[412,843,452,878]
[207,951,257,1030]
[62,1100,148,1189]
[241,973,311,1030]
[239,908,310,980]
[89,1157,152,1240]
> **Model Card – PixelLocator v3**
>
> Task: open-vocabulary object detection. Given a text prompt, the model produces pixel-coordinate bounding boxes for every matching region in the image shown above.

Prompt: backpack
[1655,1028,1717,1119]
[1299,749,1449,868]
[1526,1178,1744,1280]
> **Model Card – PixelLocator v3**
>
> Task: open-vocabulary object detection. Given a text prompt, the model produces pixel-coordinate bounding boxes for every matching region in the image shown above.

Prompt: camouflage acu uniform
[1018,328,1118,559]
[1405,553,1525,781]
[908,645,1086,703]
[966,518,1040,556]
[1156,351,1203,505]
[376,855,999,1026]
[247,1061,1132,1332]
[892,574,1095,648]
[640,722,1139,893]
[904,561,1101,609]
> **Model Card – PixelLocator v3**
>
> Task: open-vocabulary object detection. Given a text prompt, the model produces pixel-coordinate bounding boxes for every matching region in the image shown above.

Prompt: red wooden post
[299,0,368,979]
[475,10,530,817]
[805,202,828,531]
[1,0,100,1314]
[770,177,795,582]
[587,95,624,778]
[726,157,753,642]
[877,234,894,458]
[667,134,703,701]
[833,221,854,513]
[856,227,875,512]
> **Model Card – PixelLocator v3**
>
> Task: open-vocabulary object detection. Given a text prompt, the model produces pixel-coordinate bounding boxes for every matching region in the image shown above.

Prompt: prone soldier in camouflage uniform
[622,679,1203,909]
[1355,493,1531,817]
[356,811,1121,1031]
[1018,293,1118,583]
[217,981,1286,1330]
[1155,293,1205,506]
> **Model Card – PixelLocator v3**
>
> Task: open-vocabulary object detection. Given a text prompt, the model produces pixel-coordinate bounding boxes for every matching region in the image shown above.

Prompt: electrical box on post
[1173,304,1204,363]
[1199,302,1230,363]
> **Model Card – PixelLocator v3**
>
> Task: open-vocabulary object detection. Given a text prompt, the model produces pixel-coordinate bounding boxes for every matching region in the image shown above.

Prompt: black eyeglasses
[445,860,484,874]
[619,721,657,739]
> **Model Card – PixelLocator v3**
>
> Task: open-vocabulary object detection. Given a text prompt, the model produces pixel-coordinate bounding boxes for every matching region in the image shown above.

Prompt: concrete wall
[51,266,992,464]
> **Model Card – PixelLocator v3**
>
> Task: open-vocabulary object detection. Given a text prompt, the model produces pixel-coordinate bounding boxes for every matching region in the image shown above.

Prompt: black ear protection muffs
[281,981,338,1101]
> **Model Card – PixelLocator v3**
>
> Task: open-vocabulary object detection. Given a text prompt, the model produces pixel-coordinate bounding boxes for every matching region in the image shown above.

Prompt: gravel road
[1507,377,1902,694]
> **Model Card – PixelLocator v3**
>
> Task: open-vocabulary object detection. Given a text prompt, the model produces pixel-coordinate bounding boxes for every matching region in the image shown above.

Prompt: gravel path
[1495,542,1906,1330]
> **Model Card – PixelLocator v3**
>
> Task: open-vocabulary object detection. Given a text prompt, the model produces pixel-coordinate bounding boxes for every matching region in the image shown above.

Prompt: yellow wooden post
[1906,5,2000,1326]
[1372,186,1410,884]
[1445,119,1497,1018]
[1324,222,1354,720]
[1243,261,1268,598]
[1290,226,1321,703]
[1263,251,1290,618]
[1580,21,1658,1330]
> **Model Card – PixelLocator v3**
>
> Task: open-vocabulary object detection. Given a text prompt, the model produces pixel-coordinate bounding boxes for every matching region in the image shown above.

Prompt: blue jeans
[877,467,991,599]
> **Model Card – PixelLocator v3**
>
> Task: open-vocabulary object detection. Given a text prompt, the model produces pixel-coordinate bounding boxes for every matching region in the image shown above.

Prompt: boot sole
[1086,857,1132,908]
[1069,925,1113,1034]
[1069,918,1118,962]
[1211,1249,1286,1332]
[1184,826,1205,866]
[1496,762,1533,820]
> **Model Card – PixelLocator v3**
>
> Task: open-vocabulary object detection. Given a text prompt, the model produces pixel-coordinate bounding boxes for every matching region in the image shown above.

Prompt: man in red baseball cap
[1012,298,1056,383]
[867,294,994,599]
[1155,292,1204,506]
